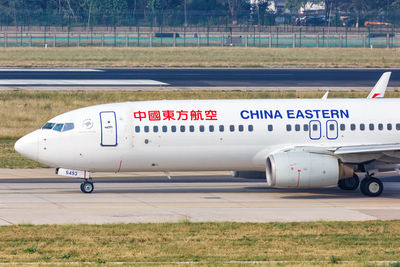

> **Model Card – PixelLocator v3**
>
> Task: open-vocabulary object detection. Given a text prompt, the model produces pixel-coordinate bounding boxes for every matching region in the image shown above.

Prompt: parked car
[294,15,326,26]
[364,17,391,27]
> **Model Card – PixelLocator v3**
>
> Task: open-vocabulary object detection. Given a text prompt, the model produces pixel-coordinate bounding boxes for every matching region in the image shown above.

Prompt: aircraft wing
[367,72,391,99]
[332,143,400,155]
[325,143,400,166]
[288,143,400,165]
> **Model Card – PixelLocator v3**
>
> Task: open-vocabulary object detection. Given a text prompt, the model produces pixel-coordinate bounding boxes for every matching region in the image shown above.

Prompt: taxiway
[0,170,399,225]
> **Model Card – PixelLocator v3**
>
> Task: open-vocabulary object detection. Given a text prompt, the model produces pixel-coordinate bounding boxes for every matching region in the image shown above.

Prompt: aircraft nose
[14,131,39,161]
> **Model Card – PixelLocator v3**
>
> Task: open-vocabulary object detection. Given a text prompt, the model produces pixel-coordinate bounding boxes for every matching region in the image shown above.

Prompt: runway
[0,68,399,87]
[1,172,400,225]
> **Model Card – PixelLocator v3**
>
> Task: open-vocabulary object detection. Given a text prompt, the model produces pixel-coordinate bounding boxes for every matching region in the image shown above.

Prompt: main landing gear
[338,173,383,197]
[360,174,383,197]
[338,174,360,191]
[80,179,94,193]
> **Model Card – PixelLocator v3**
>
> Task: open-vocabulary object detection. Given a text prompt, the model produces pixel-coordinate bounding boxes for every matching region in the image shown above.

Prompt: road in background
[0,68,399,87]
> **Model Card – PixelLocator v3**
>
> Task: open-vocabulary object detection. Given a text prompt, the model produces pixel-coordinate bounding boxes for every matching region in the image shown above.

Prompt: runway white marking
[0,79,168,86]
[0,68,103,72]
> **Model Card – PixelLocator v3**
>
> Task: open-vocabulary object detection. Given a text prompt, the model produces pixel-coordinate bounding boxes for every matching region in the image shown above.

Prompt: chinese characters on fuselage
[134,110,218,121]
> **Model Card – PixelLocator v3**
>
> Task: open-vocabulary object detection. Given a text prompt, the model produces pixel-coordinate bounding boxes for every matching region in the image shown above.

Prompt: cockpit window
[53,123,64,132]
[42,122,55,129]
[45,122,74,132]
[63,123,74,132]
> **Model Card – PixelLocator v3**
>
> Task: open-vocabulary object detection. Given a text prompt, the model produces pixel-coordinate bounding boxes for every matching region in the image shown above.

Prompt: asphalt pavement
[0,68,399,87]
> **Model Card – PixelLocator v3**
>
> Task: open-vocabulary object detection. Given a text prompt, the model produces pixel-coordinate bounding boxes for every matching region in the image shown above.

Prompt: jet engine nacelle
[266,151,353,188]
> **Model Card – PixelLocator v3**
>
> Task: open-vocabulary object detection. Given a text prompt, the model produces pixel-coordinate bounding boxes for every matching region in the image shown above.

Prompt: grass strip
[0,137,46,168]
[0,221,399,264]
[0,47,399,68]
[1,90,400,168]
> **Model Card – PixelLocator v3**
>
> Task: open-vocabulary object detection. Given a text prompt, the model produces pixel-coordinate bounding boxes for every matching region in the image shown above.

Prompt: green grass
[2,90,400,168]
[0,47,399,68]
[0,137,46,168]
[0,221,399,265]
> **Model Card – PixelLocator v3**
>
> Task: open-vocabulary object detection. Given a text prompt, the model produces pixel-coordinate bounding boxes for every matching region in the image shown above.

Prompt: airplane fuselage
[17,99,400,173]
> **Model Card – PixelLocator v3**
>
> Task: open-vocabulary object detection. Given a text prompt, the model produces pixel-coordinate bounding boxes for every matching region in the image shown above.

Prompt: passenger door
[100,111,118,146]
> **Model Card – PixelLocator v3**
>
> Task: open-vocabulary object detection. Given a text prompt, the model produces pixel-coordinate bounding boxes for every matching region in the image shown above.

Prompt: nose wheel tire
[80,180,94,193]
[338,174,360,190]
[360,177,383,197]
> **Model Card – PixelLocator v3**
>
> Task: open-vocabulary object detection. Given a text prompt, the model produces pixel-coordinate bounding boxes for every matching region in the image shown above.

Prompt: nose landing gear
[80,179,94,193]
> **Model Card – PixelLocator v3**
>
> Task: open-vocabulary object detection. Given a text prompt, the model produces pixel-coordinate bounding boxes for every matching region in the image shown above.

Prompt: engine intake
[266,151,353,188]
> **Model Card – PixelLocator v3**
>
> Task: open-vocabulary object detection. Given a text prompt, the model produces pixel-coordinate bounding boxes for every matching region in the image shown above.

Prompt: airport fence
[0,28,397,48]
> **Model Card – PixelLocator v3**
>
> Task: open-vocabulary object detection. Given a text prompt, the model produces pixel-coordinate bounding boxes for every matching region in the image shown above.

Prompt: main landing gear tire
[360,177,383,197]
[338,174,360,191]
[81,180,94,193]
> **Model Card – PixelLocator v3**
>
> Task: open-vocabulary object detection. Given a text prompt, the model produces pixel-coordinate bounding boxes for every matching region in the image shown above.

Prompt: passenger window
[351,124,356,131]
[162,126,167,133]
[180,125,185,132]
[378,124,383,131]
[219,125,224,132]
[199,125,205,132]
[312,124,318,131]
[248,125,254,132]
[135,126,140,133]
[286,124,292,132]
[295,124,300,131]
[387,123,392,131]
[303,124,308,131]
[53,123,64,132]
[153,126,159,133]
[209,125,214,132]
[230,125,235,132]
[340,124,345,131]
[360,124,365,131]
[171,126,176,132]
[268,125,273,132]
[189,125,195,132]
[63,123,74,132]
[397,124,400,131]
[369,124,374,131]
[238,125,244,132]
[144,126,149,133]
[42,122,55,130]
[329,124,335,131]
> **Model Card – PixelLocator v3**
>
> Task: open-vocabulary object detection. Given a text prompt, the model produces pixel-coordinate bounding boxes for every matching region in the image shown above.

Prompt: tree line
[0,0,399,26]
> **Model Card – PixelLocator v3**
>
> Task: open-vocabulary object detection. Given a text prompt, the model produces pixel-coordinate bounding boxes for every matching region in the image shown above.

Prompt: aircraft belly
[119,146,260,172]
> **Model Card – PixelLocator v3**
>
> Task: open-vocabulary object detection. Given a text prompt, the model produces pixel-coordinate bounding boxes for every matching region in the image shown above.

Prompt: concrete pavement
[0,169,400,225]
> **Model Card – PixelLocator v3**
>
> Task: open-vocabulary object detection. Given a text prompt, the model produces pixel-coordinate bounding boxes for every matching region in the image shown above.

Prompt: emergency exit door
[309,120,321,140]
[100,111,118,146]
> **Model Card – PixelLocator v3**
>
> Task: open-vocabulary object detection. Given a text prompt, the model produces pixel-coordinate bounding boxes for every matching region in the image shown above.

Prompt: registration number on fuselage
[56,168,90,179]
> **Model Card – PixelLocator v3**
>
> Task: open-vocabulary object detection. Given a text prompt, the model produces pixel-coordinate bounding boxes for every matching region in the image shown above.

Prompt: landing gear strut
[360,174,383,197]
[338,174,360,190]
[80,179,94,193]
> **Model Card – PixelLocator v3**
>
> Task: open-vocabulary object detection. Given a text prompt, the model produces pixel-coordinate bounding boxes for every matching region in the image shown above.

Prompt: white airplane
[233,72,391,179]
[14,73,398,196]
